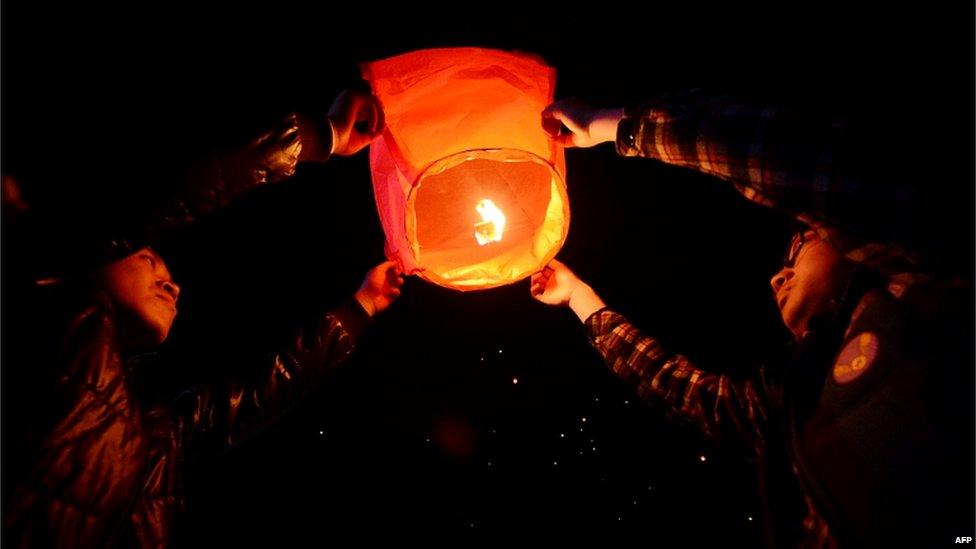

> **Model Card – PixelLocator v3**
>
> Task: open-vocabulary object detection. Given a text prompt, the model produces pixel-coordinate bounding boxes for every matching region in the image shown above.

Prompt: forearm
[568,283,607,323]
[585,308,767,452]
[589,108,625,146]
[151,111,334,234]
[188,298,370,449]
[614,91,915,241]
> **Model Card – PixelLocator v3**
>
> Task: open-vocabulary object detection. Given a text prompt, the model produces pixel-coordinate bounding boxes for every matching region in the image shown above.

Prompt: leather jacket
[4,108,363,548]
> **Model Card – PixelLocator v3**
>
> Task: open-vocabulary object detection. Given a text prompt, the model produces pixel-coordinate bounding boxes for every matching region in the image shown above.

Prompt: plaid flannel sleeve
[586,308,767,455]
[614,91,921,271]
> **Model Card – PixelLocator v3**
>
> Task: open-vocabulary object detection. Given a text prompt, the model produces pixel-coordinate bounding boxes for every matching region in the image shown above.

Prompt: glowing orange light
[364,48,570,291]
[474,199,506,245]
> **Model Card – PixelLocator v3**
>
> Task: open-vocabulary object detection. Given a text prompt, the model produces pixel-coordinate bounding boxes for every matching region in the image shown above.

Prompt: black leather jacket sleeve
[176,297,369,451]
[149,110,334,238]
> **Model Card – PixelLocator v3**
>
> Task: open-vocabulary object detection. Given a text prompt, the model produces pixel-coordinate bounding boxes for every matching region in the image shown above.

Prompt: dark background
[3,4,973,545]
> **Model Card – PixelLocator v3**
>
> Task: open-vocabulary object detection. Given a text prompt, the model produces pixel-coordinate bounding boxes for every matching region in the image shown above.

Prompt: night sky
[3,5,973,545]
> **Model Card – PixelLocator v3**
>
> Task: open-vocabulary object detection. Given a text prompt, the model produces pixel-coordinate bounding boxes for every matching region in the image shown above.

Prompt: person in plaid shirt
[534,93,973,547]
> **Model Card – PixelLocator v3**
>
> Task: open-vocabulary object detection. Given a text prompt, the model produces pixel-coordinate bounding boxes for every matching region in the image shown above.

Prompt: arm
[544,94,918,258]
[178,261,403,451]
[531,260,767,453]
[152,89,383,235]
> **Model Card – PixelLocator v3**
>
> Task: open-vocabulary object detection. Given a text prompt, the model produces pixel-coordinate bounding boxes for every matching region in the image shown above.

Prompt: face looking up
[770,231,853,338]
[101,247,180,349]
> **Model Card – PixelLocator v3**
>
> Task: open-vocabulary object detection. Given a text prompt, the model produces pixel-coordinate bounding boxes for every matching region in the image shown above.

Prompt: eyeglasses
[782,231,807,268]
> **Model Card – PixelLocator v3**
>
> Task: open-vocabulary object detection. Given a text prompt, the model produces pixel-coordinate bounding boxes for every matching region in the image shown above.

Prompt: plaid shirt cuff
[583,307,623,347]
[615,110,645,157]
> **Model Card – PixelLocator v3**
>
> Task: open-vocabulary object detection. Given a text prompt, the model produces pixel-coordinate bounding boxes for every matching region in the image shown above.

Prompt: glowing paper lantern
[363,48,569,291]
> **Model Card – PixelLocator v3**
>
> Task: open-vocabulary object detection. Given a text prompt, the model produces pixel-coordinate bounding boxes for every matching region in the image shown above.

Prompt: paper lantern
[363,48,569,291]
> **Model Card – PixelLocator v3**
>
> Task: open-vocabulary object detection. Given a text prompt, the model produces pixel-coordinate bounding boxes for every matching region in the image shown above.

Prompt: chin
[154,328,172,345]
[783,322,804,339]
[779,307,805,338]
[141,325,170,347]
[141,313,175,346]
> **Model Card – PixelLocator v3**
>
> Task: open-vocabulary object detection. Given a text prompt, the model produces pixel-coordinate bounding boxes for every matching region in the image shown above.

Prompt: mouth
[776,286,791,310]
[155,293,177,311]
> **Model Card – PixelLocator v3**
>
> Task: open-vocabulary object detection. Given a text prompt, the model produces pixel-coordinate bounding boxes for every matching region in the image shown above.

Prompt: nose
[770,267,794,293]
[158,279,181,301]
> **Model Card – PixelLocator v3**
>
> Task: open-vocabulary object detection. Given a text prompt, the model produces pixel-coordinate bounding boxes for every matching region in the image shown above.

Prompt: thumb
[545,107,586,136]
[556,132,578,148]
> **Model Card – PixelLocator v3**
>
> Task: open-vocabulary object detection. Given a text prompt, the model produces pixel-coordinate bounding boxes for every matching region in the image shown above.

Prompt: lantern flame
[474,199,506,245]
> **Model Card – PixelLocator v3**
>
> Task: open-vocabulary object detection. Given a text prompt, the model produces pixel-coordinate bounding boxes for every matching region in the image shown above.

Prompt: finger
[543,107,585,136]
[376,260,398,274]
[541,112,564,137]
[367,96,385,135]
[346,134,366,151]
[541,99,573,119]
[349,96,377,130]
[330,90,359,126]
[541,104,572,130]
[353,96,370,123]
[555,132,577,148]
[531,275,550,295]
[541,116,578,147]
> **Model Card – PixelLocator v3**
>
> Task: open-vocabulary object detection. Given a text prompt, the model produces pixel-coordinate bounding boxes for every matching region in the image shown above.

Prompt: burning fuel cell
[474,199,506,245]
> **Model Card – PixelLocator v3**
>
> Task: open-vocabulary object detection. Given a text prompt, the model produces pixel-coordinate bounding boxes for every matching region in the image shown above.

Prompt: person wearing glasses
[534,92,973,547]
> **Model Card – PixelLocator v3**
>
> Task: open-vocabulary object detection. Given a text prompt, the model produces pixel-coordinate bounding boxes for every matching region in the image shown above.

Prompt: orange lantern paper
[363,48,569,291]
